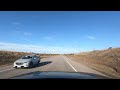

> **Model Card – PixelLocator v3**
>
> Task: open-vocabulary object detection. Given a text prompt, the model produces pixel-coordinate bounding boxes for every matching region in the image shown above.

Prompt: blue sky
[0,11,120,54]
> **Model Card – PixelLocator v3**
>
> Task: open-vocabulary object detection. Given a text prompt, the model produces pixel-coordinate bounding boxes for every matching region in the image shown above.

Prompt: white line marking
[63,56,77,72]
[0,68,14,73]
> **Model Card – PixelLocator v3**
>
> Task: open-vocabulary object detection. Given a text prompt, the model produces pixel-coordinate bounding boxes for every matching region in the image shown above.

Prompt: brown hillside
[66,48,120,78]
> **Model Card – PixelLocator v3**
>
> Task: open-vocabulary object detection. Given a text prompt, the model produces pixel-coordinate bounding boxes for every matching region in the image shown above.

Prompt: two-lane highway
[0,55,109,79]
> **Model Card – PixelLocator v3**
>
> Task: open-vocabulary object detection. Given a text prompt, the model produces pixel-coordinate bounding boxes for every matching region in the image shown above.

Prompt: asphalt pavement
[0,55,109,79]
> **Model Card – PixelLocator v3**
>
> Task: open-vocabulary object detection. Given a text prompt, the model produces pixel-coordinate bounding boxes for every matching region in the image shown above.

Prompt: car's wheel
[29,62,33,68]
[14,66,17,69]
[38,60,40,64]
[35,61,39,66]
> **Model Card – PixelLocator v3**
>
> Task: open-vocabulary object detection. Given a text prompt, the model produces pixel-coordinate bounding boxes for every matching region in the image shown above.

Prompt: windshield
[22,56,32,59]
[0,11,120,79]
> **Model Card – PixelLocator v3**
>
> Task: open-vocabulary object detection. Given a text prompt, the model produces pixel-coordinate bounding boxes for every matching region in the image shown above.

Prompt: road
[0,55,109,79]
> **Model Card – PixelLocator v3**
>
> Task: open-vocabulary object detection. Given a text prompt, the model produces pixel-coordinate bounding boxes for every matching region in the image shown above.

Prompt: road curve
[0,55,109,79]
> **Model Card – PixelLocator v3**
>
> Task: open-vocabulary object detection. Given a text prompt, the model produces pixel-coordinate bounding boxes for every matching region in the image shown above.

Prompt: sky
[0,11,120,54]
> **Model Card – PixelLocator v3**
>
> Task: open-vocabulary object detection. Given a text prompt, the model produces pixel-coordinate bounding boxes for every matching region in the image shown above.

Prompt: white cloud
[13,30,32,36]
[86,35,96,40]
[23,38,33,43]
[43,36,53,40]
[23,32,32,36]
[0,42,80,54]
[14,30,20,33]
[12,22,21,25]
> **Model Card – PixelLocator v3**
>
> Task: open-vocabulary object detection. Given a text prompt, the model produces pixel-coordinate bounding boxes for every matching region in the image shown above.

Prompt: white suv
[13,54,40,68]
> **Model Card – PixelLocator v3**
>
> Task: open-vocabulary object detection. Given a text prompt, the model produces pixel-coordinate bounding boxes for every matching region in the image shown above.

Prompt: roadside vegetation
[0,50,59,66]
[65,47,120,78]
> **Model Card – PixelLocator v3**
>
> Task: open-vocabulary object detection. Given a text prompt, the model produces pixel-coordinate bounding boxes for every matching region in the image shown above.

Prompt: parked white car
[13,54,40,68]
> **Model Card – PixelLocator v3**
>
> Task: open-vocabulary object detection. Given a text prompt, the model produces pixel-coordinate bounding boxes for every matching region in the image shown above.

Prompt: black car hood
[11,71,109,79]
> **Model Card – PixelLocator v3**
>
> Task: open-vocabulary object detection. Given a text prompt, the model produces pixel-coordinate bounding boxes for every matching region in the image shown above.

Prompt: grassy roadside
[87,64,120,79]
[0,56,50,66]
[66,55,120,78]
[0,50,58,66]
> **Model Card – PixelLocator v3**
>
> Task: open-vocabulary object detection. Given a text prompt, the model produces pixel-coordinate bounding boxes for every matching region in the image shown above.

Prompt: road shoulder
[63,55,110,78]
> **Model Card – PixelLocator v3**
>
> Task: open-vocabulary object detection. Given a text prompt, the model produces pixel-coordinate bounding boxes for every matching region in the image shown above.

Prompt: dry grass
[0,50,59,66]
[88,64,120,79]
[66,47,120,78]
[0,51,28,66]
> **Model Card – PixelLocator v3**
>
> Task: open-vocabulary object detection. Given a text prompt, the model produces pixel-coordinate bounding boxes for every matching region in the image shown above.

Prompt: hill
[66,47,120,78]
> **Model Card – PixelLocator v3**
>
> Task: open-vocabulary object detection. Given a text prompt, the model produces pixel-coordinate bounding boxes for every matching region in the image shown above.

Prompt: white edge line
[63,56,77,72]
[0,68,14,73]
[62,56,112,78]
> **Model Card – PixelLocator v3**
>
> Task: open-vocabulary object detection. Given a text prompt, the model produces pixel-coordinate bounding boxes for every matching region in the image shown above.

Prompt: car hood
[11,71,109,79]
[15,59,31,63]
